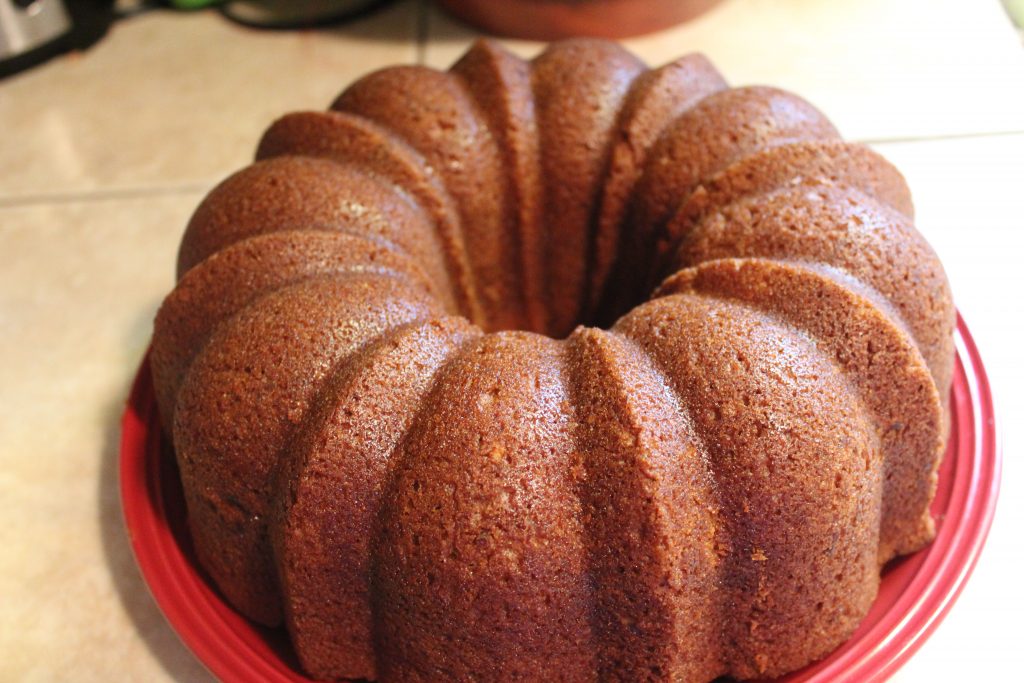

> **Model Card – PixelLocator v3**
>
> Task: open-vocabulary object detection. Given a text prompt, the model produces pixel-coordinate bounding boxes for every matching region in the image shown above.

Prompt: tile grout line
[854,128,1024,146]
[2,128,1022,210]
[0,182,214,210]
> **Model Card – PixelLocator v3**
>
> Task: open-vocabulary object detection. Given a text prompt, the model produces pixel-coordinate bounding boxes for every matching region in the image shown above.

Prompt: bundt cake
[150,38,954,682]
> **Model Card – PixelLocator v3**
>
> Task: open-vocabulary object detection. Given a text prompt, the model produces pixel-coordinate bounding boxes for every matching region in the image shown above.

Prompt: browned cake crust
[374,333,597,680]
[602,86,841,322]
[667,184,955,398]
[272,316,481,680]
[152,229,443,428]
[531,39,645,337]
[588,53,727,317]
[176,157,453,300]
[173,274,443,624]
[333,66,525,332]
[256,110,481,323]
[566,328,721,680]
[656,259,943,561]
[451,40,547,333]
[654,139,916,282]
[151,38,955,682]
[614,295,882,678]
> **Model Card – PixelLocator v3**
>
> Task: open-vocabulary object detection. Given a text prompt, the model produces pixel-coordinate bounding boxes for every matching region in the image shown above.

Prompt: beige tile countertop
[1,0,1022,680]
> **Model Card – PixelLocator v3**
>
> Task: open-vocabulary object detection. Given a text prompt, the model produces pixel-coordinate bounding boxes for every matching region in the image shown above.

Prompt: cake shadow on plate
[97,306,216,683]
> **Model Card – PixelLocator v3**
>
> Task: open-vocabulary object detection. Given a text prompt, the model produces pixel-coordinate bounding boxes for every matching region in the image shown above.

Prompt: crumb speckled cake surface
[151,37,954,682]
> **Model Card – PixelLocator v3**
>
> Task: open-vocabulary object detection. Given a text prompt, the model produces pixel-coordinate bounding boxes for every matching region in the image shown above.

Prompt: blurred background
[1,1,1022,681]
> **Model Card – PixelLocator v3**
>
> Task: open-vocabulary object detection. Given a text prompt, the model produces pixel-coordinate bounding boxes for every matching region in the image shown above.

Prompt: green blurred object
[169,0,219,9]
[1004,0,1024,28]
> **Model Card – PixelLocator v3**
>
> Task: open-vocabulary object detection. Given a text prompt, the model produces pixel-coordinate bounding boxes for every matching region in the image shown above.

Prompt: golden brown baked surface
[152,37,953,682]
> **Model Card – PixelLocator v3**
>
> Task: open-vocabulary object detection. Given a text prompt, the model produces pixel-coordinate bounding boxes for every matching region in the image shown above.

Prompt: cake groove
[667,184,955,396]
[256,111,482,324]
[174,273,443,625]
[372,333,596,680]
[270,316,481,681]
[656,258,944,559]
[176,156,456,304]
[451,41,547,333]
[566,328,723,680]
[588,53,727,318]
[531,39,645,336]
[604,85,841,322]
[332,66,525,332]
[651,139,916,284]
[152,229,443,428]
[616,294,882,678]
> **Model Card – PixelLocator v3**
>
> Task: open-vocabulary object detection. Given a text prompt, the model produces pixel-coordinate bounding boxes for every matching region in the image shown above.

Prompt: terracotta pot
[434,0,724,40]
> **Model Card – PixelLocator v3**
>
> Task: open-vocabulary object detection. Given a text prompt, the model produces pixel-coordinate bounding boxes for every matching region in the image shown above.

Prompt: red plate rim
[120,312,1001,683]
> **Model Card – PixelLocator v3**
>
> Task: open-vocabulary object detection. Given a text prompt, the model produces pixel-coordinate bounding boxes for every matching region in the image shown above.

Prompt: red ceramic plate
[121,313,1001,683]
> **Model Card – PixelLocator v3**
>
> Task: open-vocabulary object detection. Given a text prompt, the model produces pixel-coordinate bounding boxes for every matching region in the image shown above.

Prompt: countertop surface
[1,0,1022,680]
